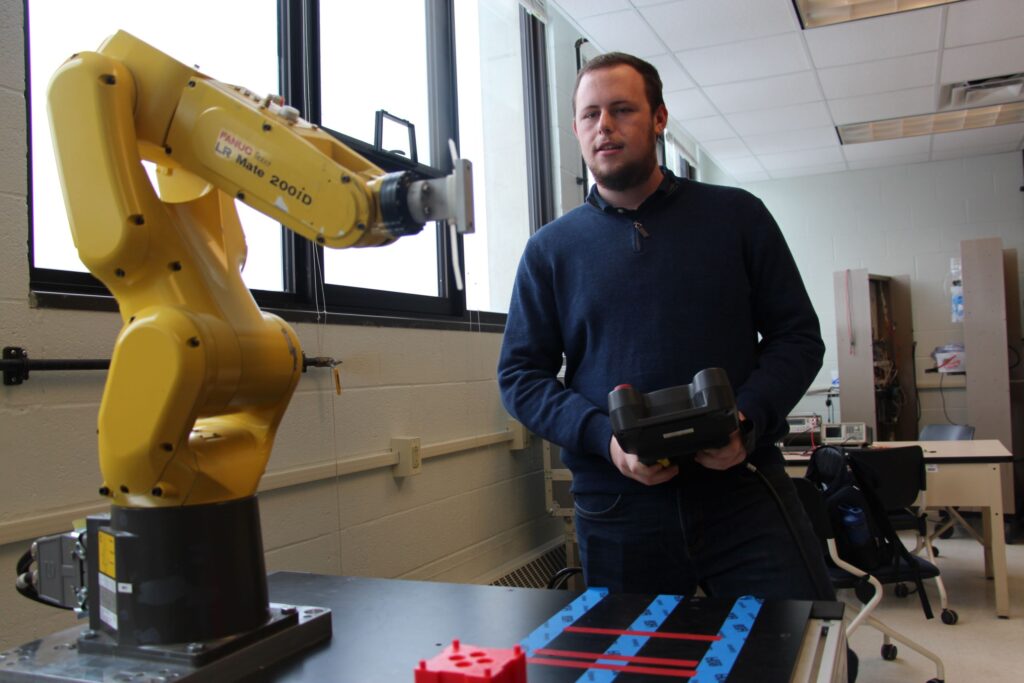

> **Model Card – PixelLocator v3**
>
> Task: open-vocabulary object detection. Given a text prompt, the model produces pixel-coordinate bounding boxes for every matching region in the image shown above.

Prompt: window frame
[24,0,515,333]
[519,6,555,234]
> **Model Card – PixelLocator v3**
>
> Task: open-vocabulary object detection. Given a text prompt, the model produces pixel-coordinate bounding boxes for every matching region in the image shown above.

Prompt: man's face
[573,65,667,192]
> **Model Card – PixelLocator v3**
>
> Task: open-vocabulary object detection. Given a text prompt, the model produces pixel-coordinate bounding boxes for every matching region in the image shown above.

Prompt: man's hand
[610,435,679,485]
[694,411,748,470]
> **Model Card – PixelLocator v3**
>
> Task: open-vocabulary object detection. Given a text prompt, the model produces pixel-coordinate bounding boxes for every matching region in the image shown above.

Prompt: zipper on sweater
[632,221,649,253]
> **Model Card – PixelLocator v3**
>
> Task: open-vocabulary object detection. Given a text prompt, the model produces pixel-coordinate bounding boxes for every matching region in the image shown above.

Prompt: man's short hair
[572,52,664,114]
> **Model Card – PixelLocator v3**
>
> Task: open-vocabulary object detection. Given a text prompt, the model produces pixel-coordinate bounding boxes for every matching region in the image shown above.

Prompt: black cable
[1009,344,1021,370]
[745,463,834,602]
[547,566,583,590]
[16,548,31,576]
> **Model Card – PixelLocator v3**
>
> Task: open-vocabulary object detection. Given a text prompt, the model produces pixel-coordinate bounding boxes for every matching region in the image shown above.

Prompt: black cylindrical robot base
[86,496,269,646]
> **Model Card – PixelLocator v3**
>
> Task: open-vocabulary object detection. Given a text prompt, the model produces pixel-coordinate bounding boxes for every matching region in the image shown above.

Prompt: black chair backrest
[845,446,926,510]
[919,424,975,440]
[791,476,834,541]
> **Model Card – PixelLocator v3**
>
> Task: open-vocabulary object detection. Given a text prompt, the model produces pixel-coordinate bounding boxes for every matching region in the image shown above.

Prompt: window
[454,0,534,313]
[27,0,283,291]
[26,0,548,326]
[319,1,437,296]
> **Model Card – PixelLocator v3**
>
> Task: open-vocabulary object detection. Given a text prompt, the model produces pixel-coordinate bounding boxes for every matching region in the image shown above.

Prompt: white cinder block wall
[0,2,560,651]
[742,154,1024,429]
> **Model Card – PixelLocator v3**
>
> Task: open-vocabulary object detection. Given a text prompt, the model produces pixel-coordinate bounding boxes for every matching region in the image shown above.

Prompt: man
[497,53,833,604]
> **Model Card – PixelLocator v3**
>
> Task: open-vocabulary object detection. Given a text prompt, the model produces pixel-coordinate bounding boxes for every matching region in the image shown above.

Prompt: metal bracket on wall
[1,346,338,386]
[1,346,110,386]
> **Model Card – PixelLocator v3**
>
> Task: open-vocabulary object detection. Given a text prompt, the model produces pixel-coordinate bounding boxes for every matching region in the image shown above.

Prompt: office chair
[918,424,983,545]
[842,446,957,625]
[792,476,946,683]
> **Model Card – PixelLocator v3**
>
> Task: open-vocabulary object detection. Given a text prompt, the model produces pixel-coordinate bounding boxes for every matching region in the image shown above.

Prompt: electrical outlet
[392,437,422,477]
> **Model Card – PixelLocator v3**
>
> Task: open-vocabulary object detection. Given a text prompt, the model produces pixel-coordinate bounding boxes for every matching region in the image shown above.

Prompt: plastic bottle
[840,505,871,547]
[950,257,964,323]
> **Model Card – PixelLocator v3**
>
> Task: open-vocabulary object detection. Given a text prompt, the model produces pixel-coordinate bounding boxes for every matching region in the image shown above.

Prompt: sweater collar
[586,167,681,214]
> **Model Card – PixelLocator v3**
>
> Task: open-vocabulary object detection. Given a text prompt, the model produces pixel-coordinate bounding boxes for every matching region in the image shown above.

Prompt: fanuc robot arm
[46,31,472,510]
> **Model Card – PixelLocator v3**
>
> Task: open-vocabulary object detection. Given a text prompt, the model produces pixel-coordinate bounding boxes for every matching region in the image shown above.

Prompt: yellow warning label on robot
[98,530,116,578]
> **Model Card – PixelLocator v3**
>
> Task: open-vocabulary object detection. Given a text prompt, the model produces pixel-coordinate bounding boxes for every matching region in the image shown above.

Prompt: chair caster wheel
[894,583,909,598]
[881,643,898,660]
[932,545,940,556]
[941,608,959,625]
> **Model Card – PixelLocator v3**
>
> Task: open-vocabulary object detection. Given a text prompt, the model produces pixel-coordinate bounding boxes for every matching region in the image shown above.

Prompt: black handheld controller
[608,368,739,465]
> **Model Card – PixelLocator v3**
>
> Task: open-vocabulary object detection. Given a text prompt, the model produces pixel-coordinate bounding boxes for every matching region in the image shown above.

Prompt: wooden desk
[784,439,1013,618]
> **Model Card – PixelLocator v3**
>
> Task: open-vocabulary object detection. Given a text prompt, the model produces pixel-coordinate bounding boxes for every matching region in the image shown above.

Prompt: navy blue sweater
[497,171,824,494]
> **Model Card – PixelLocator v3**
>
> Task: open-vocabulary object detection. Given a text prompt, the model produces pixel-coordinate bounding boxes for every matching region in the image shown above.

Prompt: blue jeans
[573,462,835,601]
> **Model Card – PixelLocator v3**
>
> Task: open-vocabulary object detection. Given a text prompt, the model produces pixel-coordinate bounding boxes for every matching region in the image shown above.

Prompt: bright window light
[27,0,283,291]
[319,1,438,297]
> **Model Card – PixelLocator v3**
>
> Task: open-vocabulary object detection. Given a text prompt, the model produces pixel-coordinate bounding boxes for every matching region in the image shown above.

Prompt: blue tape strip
[690,595,763,683]
[520,587,609,657]
[576,593,684,683]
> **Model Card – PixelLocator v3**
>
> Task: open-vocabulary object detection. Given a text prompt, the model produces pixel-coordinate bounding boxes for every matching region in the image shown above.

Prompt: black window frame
[519,6,554,235]
[24,0,513,333]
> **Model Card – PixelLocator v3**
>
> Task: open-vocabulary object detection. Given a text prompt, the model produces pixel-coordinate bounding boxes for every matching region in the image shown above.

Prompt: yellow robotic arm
[47,31,473,509]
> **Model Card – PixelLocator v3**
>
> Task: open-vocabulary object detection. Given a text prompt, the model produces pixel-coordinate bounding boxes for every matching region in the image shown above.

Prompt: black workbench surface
[260,571,820,683]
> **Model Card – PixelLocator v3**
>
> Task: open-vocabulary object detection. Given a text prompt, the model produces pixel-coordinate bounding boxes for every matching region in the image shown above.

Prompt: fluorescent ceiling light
[838,102,1024,144]
[793,0,963,29]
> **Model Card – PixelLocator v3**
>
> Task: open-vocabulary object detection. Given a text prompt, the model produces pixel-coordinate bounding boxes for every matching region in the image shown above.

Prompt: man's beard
[588,139,659,192]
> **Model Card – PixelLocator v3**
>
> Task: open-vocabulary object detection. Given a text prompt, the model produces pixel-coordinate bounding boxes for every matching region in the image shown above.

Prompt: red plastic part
[613,383,633,391]
[415,639,527,683]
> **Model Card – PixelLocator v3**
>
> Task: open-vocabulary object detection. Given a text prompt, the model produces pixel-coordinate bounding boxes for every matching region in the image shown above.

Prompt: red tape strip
[535,647,699,668]
[529,656,695,678]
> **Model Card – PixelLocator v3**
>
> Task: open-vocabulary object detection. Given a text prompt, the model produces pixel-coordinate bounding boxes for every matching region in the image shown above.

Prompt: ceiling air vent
[946,74,1024,109]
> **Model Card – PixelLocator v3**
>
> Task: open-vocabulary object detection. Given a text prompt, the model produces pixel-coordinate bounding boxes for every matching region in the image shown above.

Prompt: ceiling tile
[818,52,938,100]
[758,146,845,170]
[945,0,1024,47]
[676,32,810,86]
[700,137,753,159]
[930,121,1024,151]
[641,0,798,52]
[579,9,666,57]
[940,35,1024,83]
[828,86,937,125]
[718,156,766,174]
[841,135,933,161]
[744,126,840,155]
[931,141,1021,160]
[554,0,632,21]
[768,162,848,178]
[680,115,737,141]
[703,71,822,114]
[665,88,718,119]
[804,8,943,68]
[550,0,1021,181]
[726,100,833,136]
[733,169,772,182]
[646,54,696,92]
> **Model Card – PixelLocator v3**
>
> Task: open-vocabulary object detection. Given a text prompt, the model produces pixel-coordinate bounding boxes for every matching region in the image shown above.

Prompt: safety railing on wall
[0,421,531,546]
